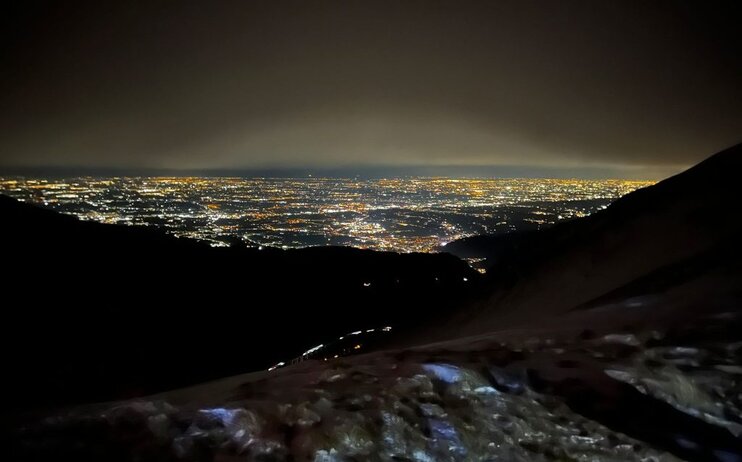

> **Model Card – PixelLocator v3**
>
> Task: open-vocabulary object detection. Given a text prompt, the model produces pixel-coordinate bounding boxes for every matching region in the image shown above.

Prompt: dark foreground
[11,309,742,462]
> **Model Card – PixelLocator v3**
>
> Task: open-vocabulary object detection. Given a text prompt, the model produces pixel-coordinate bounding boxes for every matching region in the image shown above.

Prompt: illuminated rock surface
[14,313,742,461]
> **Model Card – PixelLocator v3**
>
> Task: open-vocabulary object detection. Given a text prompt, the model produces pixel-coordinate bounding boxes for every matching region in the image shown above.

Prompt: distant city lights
[0,177,653,254]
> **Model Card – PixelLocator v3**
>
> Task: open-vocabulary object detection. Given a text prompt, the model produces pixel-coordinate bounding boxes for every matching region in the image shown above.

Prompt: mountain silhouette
[0,195,480,411]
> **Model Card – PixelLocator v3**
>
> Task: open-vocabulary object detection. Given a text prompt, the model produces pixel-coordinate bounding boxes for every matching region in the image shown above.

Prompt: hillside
[434,143,742,339]
[0,195,480,411]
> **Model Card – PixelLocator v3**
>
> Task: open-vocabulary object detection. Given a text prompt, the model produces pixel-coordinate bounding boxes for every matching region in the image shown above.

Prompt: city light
[0,177,653,254]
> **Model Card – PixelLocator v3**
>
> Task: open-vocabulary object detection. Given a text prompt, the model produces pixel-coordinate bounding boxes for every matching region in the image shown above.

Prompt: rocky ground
[11,309,742,462]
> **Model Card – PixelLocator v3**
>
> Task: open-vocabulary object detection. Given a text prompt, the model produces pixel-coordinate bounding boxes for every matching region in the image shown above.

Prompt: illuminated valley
[0,177,652,253]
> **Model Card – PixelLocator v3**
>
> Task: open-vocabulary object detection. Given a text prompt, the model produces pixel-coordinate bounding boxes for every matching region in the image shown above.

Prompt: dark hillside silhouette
[0,196,480,411]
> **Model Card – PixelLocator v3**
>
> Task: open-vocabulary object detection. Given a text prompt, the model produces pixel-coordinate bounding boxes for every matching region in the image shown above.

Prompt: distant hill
[432,143,742,339]
[0,196,480,411]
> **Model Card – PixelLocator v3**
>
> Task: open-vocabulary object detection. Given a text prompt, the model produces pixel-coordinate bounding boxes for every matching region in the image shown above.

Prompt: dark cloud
[1,0,740,175]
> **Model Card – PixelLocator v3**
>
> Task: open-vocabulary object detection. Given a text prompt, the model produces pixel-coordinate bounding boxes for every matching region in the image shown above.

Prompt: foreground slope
[11,303,742,461]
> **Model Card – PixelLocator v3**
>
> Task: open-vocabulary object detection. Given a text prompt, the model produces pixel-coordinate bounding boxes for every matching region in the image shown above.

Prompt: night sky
[1,0,740,177]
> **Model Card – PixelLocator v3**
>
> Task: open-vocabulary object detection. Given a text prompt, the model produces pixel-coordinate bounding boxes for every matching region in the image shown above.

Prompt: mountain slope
[435,143,742,338]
